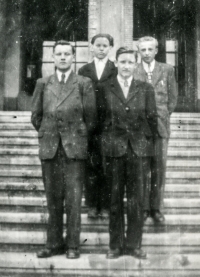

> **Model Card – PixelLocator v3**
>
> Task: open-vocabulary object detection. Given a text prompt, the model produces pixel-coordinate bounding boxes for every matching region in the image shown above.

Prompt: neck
[57,67,71,73]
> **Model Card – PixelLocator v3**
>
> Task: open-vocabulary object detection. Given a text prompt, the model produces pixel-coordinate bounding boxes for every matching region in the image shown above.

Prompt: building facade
[0,0,199,112]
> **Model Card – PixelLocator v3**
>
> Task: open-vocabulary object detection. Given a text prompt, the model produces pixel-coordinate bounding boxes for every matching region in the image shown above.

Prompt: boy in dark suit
[78,34,117,218]
[134,36,178,223]
[32,40,96,259]
[98,47,157,259]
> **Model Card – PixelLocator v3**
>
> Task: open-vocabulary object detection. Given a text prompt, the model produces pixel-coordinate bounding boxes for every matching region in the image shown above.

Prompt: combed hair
[137,36,158,48]
[91,33,114,46]
[116,46,137,60]
[53,40,75,54]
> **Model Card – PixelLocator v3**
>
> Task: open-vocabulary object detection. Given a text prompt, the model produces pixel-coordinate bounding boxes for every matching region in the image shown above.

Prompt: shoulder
[75,74,92,86]
[78,62,93,73]
[157,61,174,72]
[36,75,53,85]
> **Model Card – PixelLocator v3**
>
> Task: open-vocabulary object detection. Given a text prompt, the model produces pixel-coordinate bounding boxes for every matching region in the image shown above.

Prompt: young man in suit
[78,34,117,219]
[134,36,178,223]
[31,40,96,259]
[98,47,157,259]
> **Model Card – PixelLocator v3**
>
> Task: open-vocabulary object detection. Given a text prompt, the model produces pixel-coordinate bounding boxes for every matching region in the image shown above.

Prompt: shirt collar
[56,69,72,83]
[117,74,133,87]
[142,59,155,73]
[94,56,108,65]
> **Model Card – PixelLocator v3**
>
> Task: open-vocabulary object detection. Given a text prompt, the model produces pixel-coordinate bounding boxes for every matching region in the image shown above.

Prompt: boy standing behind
[78,34,117,218]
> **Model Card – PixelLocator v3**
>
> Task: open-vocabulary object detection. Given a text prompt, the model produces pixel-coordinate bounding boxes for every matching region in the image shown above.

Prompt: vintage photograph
[0,0,199,276]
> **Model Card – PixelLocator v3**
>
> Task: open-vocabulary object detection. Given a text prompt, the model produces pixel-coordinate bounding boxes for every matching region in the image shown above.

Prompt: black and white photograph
[0,0,199,276]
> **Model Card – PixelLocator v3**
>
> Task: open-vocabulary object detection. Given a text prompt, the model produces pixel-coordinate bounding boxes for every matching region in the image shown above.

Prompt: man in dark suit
[31,40,96,259]
[78,34,117,218]
[134,36,178,223]
[98,47,157,259]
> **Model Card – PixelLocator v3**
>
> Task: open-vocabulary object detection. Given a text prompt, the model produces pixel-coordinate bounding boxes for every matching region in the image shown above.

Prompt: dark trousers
[85,135,110,210]
[105,145,144,250]
[143,136,169,211]
[41,141,85,250]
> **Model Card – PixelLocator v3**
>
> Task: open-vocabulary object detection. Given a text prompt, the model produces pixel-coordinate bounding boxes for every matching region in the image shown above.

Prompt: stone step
[0,196,198,209]
[0,138,38,146]
[1,169,200,178]
[1,148,200,157]
[1,156,200,167]
[171,113,200,118]
[170,132,200,138]
[171,125,200,131]
[0,131,37,138]
[0,213,200,232]
[1,138,200,147]
[1,131,200,139]
[0,231,199,254]
[0,252,200,277]
[0,182,199,193]
[0,124,34,130]
[2,122,200,131]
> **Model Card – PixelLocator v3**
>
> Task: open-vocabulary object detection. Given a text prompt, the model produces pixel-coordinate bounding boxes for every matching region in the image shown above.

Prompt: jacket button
[125,106,130,112]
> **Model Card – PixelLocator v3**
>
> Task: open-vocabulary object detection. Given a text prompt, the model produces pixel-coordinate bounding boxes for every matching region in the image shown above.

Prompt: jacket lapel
[134,63,146,82]
[152,61,162,87]
[84,61,98,82]
[57,71,77,107]
[47,73,61,99]
[126,78,140,102]
[110,78,126,104]
[100,60,116,82]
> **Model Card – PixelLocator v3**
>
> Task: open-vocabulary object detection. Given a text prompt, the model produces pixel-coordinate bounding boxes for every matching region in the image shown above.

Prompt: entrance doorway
[133,0,196,112]
[21,0,88,95]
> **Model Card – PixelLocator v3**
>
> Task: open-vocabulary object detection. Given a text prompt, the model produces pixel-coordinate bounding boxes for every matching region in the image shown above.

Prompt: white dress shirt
[142,59,155,73]
[94,57,108,80]
[56,69,72,83]
[117,75,133,99]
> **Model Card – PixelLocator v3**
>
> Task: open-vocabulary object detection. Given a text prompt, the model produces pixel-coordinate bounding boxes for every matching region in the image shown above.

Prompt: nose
[61,53,66,59]
[99,45,104,51]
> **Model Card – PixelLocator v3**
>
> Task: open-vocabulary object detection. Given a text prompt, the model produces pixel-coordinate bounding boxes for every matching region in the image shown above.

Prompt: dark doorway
[21,0,88,95]
[134,0,196,111]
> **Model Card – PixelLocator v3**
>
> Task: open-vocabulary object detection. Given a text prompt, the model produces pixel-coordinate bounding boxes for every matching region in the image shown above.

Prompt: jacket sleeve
[145,83,158,136]
[81,78,97,134]
[167,66,178,114]
[31,79,44,132]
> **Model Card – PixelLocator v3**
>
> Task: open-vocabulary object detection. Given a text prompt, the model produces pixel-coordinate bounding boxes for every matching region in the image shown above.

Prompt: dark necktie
[60,73,65,85]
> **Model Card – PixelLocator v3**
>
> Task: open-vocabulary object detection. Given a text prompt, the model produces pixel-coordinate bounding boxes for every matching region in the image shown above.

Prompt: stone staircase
[0,111,200,276]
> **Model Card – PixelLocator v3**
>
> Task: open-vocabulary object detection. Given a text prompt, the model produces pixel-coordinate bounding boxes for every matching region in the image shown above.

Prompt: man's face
[138,41,158,64]
[92,37,112,59]
[115,53,136,79]
[53,44,74,72]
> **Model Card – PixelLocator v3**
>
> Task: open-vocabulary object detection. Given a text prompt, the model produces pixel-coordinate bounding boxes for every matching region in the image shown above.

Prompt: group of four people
[31,34,177,260]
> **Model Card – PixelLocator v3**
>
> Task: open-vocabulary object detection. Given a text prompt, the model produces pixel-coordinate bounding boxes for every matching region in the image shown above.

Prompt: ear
[114,59,118,67]
[155,48,158,55]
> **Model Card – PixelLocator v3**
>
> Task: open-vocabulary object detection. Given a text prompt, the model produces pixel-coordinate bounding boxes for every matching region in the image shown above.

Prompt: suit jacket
[98,77,158,157]
[78,59,117,89]
[78,60,117,133]
[31,72,96,160]
[133,61,178,138]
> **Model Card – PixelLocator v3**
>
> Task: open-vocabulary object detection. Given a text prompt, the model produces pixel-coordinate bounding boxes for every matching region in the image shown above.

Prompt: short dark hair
[53,40,75,54]
[116,47,137,60]
[91,33,114,46]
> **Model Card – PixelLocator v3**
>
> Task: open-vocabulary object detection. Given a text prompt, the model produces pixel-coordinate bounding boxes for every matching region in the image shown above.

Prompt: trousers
[41,141,85,250]
[105,145,144,250]
[143,136,169,211]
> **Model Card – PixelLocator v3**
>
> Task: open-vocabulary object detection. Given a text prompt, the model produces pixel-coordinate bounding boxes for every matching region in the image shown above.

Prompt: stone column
[196,0,200,111]
[0,1,7,110]
[3,0,22,110]
[88,0,133,60]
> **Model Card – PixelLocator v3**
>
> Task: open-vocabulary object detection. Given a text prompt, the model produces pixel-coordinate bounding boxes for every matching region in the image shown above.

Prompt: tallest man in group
[134,36,178,222]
